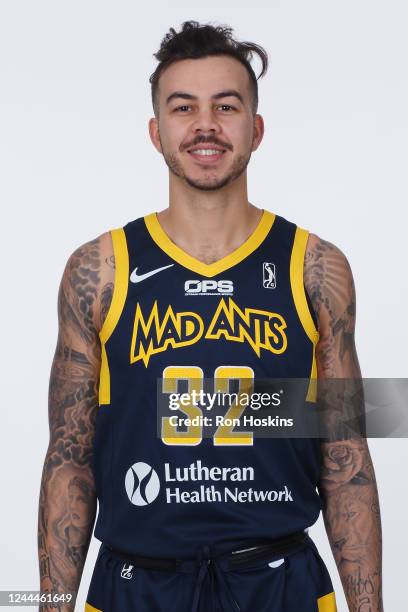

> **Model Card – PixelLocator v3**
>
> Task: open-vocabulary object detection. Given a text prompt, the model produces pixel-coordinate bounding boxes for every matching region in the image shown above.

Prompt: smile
[187,149,226,164]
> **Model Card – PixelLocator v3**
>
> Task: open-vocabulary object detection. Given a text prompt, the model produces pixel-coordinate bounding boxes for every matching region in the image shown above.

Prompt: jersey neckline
[143,209,276,278]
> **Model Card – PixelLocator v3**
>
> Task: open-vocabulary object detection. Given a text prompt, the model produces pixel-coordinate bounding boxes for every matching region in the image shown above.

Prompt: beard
[162,149,252,192]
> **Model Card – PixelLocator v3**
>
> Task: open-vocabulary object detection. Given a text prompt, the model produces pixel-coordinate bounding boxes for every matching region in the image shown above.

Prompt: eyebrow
[165,89,244,106]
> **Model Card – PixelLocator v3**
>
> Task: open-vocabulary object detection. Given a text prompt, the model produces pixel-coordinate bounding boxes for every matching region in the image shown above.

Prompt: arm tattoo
[105,254,115,269]
[100,255,115,328]
[321,439,383,612]
[305,235,383,612]
[100,282,114,328]
[304,236,360,377]
[38,237,114,610]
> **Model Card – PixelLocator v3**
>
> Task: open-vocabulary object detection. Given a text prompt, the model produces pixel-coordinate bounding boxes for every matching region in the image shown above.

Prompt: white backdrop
[0,1,407,610]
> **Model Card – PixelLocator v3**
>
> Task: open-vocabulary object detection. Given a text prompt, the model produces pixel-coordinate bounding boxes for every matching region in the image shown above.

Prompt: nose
[191,107,222,135]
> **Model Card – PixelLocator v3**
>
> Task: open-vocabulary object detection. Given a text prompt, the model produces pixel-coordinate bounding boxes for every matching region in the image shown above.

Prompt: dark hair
[68,476,92,500]
[149,21,268,116]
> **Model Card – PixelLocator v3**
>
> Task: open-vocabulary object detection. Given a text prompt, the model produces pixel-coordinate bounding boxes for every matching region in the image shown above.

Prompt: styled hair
[149,21,268,116]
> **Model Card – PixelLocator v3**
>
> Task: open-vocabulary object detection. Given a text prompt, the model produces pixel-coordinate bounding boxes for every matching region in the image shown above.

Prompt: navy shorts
[85,535,337,611]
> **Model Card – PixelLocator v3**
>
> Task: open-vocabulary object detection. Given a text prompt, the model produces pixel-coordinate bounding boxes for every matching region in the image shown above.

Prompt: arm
[304,234,383,612]
[38,233,114,610]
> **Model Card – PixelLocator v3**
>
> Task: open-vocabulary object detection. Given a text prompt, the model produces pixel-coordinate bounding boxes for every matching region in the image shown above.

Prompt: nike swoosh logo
[130,263,174,283]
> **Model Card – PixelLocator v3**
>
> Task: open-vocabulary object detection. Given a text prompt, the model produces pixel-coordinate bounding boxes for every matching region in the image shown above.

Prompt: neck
[157,174,263,264]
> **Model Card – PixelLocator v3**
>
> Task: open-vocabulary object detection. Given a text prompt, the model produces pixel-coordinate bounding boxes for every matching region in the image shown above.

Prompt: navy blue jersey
[92,209,322,558]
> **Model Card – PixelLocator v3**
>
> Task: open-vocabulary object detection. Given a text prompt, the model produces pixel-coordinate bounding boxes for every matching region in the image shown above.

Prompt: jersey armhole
[99,227,129,345]
[290,227,319,345]
[290,227,320,402]
[98,228,129,406]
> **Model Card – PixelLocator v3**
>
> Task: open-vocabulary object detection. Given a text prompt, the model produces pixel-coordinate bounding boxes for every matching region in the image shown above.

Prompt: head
[68,477,92,530]
[148,21,268,192]
[325,486,378,566]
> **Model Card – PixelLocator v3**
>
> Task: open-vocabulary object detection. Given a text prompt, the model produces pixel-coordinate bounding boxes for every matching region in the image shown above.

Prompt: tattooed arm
[38,233,114,610]
[304,235,383,612]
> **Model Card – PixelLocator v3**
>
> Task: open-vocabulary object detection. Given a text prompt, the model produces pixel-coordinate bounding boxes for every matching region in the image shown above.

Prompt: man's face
[149,55,264,191]
[68,484,89,530]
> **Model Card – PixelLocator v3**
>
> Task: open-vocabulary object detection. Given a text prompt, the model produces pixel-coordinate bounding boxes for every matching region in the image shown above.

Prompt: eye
[174,105,191,112]
[218,104,235,112]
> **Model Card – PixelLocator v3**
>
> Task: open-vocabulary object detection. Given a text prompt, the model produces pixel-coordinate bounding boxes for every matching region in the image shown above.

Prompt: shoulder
[303,235,361,376]
[303,234,356,358]
[60,231,115,335]
[304,232,351,271]
[304,232,355,313]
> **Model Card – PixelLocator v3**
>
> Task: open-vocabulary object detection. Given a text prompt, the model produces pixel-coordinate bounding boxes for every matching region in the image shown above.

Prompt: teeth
[191,149,222,156]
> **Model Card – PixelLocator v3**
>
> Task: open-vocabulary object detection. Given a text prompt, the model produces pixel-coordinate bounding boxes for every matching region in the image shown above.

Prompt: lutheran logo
[263,262,276,288]
[124,460,294,506]
[125,462,160,506]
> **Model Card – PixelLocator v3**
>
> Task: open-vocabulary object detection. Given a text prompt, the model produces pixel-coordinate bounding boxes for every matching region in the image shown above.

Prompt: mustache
[182,136,232,152]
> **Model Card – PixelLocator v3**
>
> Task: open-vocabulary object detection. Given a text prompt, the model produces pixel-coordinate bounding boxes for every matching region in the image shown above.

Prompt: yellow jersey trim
[290,227,319,403]
[85,604,102,612]
[144,209,276,278]
[98,228,129,406]
[99,228,129,344]
[99,343,111,405]
[290,227,319,345]
[317,591,337,611]
[306,345,318,402]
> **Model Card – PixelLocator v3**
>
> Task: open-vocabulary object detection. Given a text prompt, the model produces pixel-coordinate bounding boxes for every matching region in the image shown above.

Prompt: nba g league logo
[263,262,276,289]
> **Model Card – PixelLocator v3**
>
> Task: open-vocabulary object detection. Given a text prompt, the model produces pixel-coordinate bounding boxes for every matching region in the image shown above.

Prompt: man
[38,21,383,611]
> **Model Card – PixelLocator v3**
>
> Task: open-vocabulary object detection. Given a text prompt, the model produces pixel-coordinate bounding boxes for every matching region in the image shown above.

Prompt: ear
[251,114,265,152]
[148,117,163,154]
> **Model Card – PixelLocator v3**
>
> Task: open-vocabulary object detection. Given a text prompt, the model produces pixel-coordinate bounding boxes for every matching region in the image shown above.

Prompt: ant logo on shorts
[121,564,134,579]
[263,262,276,289]
[125,462,160,506]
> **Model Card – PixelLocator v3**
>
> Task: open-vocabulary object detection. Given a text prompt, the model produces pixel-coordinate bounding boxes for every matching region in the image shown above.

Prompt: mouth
[187,146,227,164]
